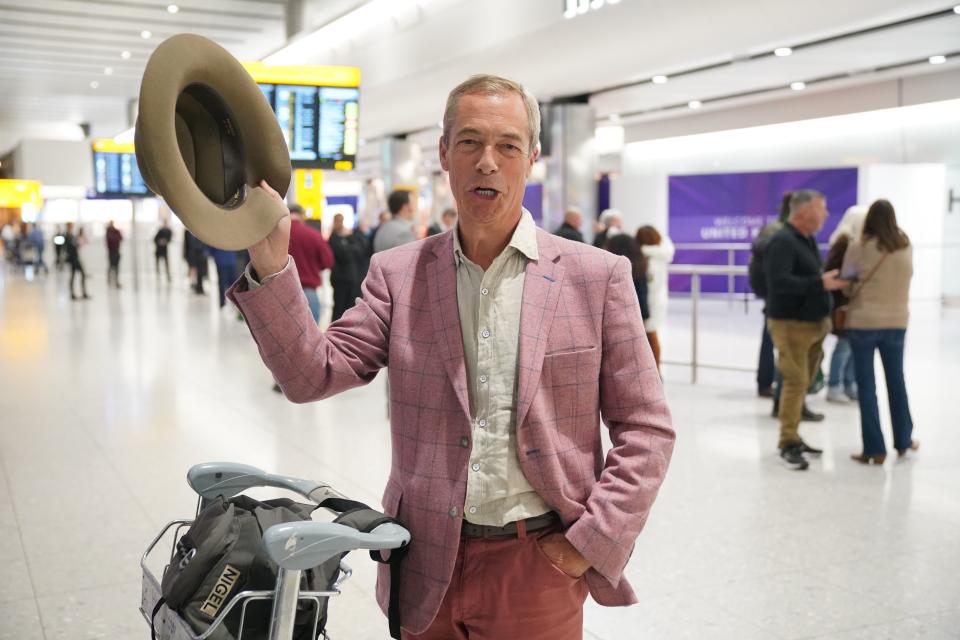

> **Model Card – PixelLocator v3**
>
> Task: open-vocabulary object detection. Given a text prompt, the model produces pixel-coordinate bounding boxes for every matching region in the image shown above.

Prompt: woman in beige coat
[841,199,917,465]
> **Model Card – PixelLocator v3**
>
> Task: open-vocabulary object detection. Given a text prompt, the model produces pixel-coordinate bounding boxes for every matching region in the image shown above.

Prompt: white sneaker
[826,386,847,403]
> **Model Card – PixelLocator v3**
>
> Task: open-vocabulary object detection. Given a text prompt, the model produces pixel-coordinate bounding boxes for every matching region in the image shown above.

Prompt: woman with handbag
[840,199,916,465]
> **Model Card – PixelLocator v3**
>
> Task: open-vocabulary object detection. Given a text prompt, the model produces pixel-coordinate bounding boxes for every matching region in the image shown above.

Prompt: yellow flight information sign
[294,169,324,220]
[243,62,361,88]
[0,179,43,208]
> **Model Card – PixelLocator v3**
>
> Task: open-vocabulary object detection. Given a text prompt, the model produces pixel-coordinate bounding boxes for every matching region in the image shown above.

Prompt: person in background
[154,222,173,283]
[750,192,792,398]
[329,213,367,322]
[53,225,66,270]
[824,205,867,403]
[841,199,916,465]
[636,224,674,370]
[1,223,15,263]
[592,208,623,249]
[28,223,48,274]
[209,247,240,309]
[605,234,650,322]
[764,190,847,471]
[427,207,458,237]
[553,207,585,243]
[183,230,208,295]
[373,190,417,253]
[64,222,90,300]
[369,210,391,247]
[105,220,123,289]
[287,203,334,325]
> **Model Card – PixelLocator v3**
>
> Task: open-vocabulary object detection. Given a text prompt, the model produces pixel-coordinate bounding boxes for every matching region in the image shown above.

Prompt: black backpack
[151,495,406,640]
[749,222,782,299]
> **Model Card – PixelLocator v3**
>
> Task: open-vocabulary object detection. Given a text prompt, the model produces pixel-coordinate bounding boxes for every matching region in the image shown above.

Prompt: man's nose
[475,145,497,174]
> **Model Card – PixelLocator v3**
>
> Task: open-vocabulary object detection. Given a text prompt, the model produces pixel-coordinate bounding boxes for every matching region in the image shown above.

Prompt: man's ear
[525,142,540,178]
[439,136,449,172]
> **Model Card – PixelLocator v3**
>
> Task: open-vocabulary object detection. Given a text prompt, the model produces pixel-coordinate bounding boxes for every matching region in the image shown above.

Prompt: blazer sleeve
[564,257,675,587]
[227,254,391,403]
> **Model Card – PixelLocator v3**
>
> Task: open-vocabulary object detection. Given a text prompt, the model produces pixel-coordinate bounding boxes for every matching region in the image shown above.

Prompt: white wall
[13,139,92,188]
[858,165,945,300]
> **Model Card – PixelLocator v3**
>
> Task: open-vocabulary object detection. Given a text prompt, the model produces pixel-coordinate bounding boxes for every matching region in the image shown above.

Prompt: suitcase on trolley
[141,462,410,640]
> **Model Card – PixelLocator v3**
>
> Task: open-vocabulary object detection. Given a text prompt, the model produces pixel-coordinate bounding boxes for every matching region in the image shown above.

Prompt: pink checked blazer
[227,228,675,634]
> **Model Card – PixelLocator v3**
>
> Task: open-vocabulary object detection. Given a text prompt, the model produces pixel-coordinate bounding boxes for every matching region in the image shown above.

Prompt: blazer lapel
[515,231,565,430]
[426,235,472,422]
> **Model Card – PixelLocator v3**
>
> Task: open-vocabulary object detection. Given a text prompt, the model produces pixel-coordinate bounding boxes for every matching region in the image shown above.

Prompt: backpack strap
[150,597,165,640]
[323,498,410,640]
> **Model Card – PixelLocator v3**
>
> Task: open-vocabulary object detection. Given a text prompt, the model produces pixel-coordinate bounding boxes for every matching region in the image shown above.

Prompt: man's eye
[458,139,479,147]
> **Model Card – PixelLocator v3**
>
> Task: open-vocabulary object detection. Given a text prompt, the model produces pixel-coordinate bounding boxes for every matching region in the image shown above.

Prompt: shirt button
[471,463,481,471]
[469,506,478,514]
[478,419,487,428]
[480,288,489,295]
[479,375,488,383]
[449,506,458,517]
[481,329,490,339]
[459,437,469,448]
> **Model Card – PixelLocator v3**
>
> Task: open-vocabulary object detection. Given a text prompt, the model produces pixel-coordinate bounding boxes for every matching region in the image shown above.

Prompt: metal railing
[662,264,755,384]
[672,242,829,301]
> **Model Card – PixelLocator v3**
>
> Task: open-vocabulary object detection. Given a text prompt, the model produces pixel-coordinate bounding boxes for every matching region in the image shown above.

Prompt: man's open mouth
[473,187,499,200]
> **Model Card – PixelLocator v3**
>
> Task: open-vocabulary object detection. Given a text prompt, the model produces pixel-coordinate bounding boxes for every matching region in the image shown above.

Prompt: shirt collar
[453,208,539,267]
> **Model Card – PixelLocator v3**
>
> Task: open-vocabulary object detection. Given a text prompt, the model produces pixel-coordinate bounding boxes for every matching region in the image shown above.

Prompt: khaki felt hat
[135,34,290,250]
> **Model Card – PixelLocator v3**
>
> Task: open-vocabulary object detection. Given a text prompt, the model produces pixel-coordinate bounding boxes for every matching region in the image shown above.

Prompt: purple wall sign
[667,167,858,293]
[523,182,544,224]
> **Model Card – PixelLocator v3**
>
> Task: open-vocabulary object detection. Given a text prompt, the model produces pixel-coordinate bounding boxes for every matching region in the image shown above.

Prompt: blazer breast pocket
[541,346,598,388]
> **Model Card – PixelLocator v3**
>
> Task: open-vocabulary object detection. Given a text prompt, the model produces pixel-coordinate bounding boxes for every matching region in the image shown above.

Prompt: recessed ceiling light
[166,4,179,13]
[954,5,960,14]
[141,30,152,39]
[774,47,793,57]
[790,81,806,91]
[120,50,132,59]
[688,100,702,109]
[104,67,114,75]
[652,75,668,84]
[929,55,947,65]
[90,81,100,89]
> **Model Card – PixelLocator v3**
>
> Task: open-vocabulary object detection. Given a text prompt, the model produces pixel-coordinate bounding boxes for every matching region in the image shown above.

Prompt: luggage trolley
[141,462,410,640]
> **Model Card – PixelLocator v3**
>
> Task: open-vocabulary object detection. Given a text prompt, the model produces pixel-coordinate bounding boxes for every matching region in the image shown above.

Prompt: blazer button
[459,437,469,448]
[449,506,458,517]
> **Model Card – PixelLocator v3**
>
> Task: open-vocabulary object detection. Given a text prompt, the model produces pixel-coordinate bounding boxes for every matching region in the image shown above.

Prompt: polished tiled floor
[1,260,958,640]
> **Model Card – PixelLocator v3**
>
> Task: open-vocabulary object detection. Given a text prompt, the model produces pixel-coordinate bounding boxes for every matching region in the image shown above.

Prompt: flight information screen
[93,151,149,196]
[259,82,359,170]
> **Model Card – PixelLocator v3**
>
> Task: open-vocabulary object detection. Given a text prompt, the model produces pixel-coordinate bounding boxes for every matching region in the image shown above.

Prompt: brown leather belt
[461,512,559,539]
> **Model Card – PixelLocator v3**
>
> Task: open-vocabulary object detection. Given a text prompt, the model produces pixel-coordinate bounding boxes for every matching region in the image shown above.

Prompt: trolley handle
[262,521,411,570]
[187,462,342,505]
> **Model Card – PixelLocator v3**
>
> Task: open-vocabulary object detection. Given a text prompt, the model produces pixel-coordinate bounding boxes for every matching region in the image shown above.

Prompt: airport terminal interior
[1,1,960,639]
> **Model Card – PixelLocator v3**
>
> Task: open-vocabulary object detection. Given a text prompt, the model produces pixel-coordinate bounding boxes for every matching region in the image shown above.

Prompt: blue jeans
[303,287,321,325]
[848,329,914,456]
[828,337,856,390]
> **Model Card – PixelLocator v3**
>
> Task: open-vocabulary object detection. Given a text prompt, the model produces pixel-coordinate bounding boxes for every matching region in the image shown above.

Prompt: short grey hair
[789,190,824,215]
[442,74,541,156]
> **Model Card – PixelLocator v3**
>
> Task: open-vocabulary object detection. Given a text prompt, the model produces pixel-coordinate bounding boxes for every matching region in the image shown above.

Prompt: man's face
[439,92,537,231]
[810,198,828,233]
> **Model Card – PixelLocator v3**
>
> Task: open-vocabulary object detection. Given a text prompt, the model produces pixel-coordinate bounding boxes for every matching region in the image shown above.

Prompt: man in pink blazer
[228,75,674,639]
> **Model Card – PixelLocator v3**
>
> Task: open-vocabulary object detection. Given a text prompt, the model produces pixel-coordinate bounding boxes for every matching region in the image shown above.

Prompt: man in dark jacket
[553,208,584,243]
[764,190,846,471]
